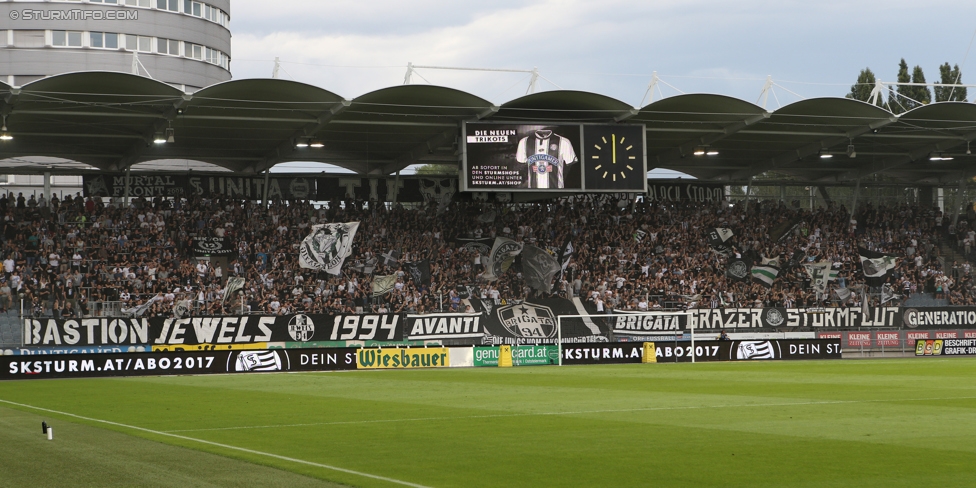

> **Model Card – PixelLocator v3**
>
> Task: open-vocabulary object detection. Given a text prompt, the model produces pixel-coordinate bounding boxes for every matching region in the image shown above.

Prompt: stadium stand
[0,189,967,321]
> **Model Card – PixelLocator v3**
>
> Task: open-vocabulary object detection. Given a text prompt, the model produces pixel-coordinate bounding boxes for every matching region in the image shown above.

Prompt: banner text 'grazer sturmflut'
[0,348,357,380]
[612,308,900,335]
[22,314,402,347]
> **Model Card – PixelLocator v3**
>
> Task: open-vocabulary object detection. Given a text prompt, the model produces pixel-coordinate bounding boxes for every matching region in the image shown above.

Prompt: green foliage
[415,164,458,176]
[910,65,932,105]
[846,68,881,105]
[4,359,976,487]
[935,62,967,102]
[890,59,912,114]
[890,60,933,112]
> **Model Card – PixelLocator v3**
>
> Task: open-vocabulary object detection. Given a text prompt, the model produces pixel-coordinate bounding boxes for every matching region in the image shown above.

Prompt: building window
[189,44,203,60]
[125,0,152,7]
[90,32,119,49]
[124,34,152,52]
[52,31,83,48]
[156,0,179,12]
[157,38,180,56]
[90,0,120,4]
[12,31,45,48]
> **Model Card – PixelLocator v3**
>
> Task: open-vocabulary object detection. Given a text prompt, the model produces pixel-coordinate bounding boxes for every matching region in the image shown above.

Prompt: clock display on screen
[582,125,646,191]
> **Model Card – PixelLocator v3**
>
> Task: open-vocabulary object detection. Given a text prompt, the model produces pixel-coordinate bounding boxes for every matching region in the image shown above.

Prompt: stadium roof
[0,71,974,185]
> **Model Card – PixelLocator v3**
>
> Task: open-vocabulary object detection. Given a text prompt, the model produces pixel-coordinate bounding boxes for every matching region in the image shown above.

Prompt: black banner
[611,307,901,332]
[191,237,236,256]
[645,181,725,203]
[83,174,316,200]
[0,347,358,380]
[901,308,976,330]
[561,342,644,365]
[405,313,485,340]
[473,297,609,345]
[22,314,403,347]
[653,339,842,362]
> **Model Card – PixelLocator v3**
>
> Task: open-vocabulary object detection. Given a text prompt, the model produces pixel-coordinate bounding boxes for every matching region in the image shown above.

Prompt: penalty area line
[0,398,431,488]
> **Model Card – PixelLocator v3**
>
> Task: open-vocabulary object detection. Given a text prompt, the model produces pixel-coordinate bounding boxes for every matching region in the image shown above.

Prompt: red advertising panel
[906,331,931,341]
[876,331,900,347]
[965,330,976,339]
[817,332,843,339]
[935,331,958,339]
[846,331,872,347]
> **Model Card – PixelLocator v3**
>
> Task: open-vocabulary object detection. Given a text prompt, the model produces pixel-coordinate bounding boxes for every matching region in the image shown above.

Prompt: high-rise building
[0,0,231,91]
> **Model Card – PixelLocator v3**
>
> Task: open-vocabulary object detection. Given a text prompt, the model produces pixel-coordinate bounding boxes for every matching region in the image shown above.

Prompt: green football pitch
[2,358,976,487]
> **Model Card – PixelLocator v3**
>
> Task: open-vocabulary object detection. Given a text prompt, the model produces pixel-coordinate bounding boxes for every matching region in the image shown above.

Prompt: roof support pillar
[953,173,967,226]
[124,166,131,208]
[817,185,831,204]
[263,168,271,207]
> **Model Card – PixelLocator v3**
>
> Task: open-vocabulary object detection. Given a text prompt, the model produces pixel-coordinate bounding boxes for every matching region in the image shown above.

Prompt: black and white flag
[406,260,431,286]
[121,294,162,317]
[234,350,282,372]
[299,222,359,275]
[834,287,852,303]
[380,250,401,267]
[736,341,775,360]
[881,284,902,304]
[222,276,245,304]
[726,258,751,283]
[559,240,574,277]
[173,299,193,319]
[478,210,497,223]
[522,245,561,293]
[372,274,397,297]
[707,228,735,255]
[482,237,523,281]
[858,247,898,287]
[634,230,647,243]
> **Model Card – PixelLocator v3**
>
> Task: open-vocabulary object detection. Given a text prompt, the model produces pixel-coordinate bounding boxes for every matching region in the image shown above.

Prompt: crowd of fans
[0,188,970,319]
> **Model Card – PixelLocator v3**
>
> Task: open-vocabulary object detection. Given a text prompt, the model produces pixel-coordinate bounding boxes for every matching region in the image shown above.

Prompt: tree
[891,60,930,112]
[890,59,912,114]
[846,68,882,105]
[415,164,457,176]
[935,62,967,102]
[910,65,932,106]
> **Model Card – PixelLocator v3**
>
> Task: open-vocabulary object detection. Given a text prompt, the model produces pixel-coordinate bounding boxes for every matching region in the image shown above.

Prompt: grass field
[2,358,976,487]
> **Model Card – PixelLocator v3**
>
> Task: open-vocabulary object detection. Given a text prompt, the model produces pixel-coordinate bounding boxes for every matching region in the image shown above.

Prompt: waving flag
[299,222,359,275]
[858,247,898,287]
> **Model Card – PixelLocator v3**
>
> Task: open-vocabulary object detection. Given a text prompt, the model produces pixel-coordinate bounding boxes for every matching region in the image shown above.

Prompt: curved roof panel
[0,71,971,184]
[494,90,634,122]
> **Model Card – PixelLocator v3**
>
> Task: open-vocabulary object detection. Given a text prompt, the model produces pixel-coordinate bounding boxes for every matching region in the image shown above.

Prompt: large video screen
[462,123,646,192]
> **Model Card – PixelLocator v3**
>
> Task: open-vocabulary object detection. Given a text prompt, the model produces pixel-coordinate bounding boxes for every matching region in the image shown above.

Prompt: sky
[227,0,976,110]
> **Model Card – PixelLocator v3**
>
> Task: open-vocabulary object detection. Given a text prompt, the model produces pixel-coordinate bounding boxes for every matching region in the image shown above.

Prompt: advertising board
[915,338,976,356]
[462,123,646,192]
[0,348,357,380]
[356,347,450,369]
[653,339,842,363]
[473,345,559,366]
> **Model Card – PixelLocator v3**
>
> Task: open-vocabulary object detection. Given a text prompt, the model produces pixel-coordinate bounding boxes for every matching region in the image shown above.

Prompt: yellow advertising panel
[642,342,657,363]
[498,344,513,368]
[357,347,450,369]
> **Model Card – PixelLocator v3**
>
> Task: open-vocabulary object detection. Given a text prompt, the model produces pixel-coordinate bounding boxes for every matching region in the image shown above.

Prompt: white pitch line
[163,395,976,433]
[0,398,431,488]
